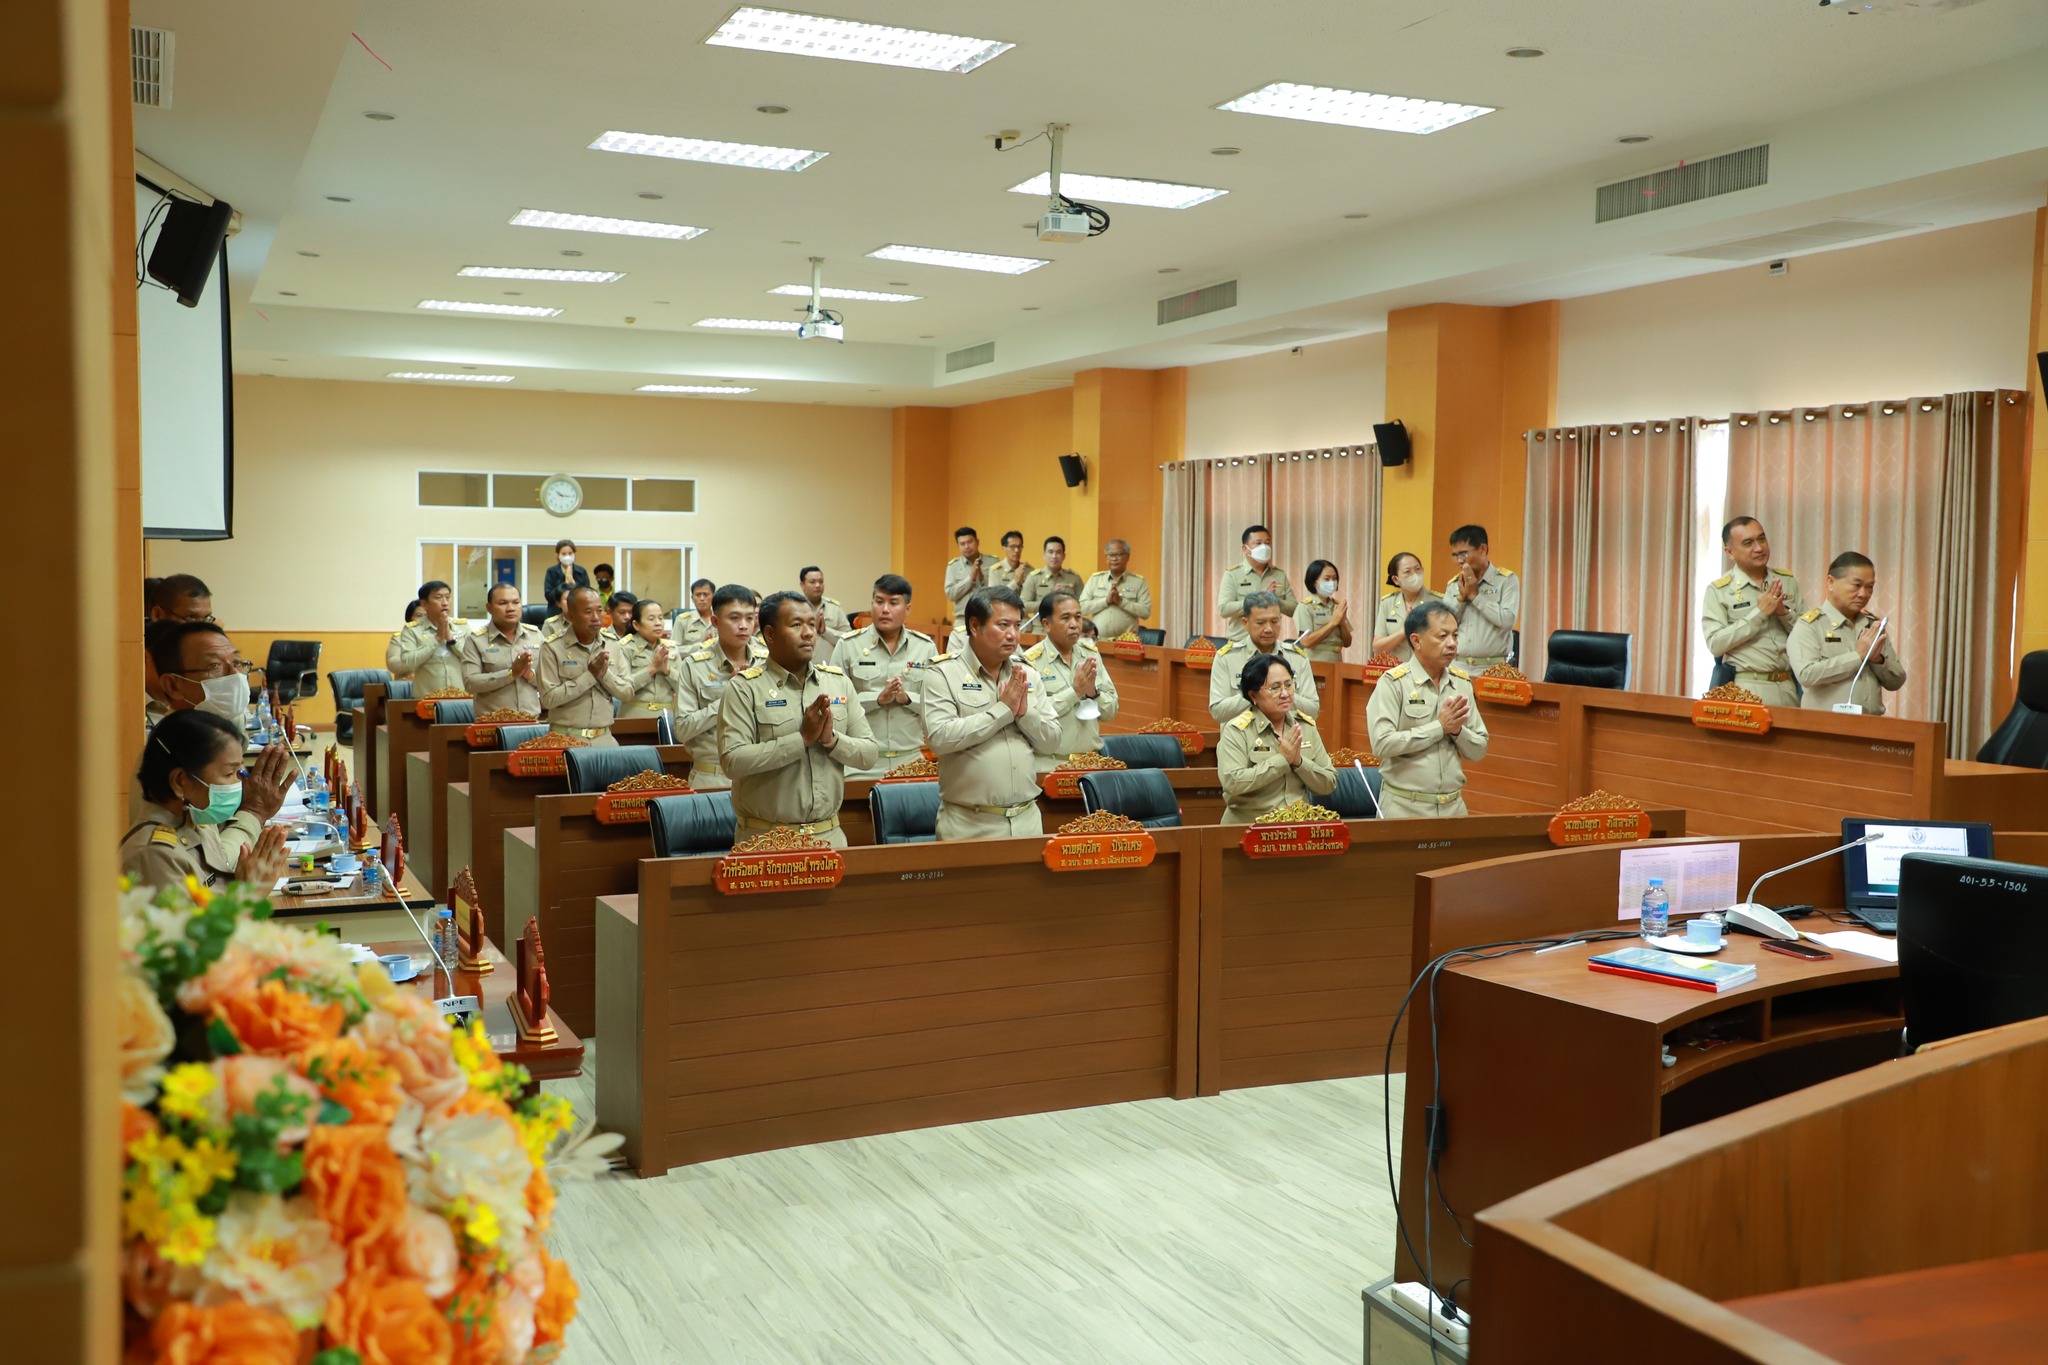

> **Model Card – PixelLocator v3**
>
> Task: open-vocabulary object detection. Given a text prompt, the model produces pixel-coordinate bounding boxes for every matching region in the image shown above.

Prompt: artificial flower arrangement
[118,875,617,1364]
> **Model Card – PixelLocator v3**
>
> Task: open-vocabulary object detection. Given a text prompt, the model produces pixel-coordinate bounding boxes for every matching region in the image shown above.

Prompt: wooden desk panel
[1938,758,2048,825]
[1722,1249,2048,1365]
[353,687,383,813]
[382,706,436,846]
[1102,652,1165,728]
[1452,692,1567,816]
[405,722,478,896]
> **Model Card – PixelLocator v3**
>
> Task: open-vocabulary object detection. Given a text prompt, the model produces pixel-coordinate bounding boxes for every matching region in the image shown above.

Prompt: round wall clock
[540,474,583,517]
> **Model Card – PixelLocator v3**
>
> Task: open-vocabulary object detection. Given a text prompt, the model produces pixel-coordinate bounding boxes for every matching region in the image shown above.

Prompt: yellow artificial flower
[160,1211,217,1266]
[128,1128,177,1170]
[178,1136,238,1188]
[158,1063,218,1124]
[181,874,212,908]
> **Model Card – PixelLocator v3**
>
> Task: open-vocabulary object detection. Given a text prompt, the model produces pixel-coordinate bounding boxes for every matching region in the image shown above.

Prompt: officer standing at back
[830,574,938,777]
[1209,592,1320,724]
[387,580,469,694]
[1367,601,1490,818]
[1701,516,1804,706]
[1441,524,1520,670]
[1024,589,1120,773]
[1217,525,1298,645]
[922,587,1063,840]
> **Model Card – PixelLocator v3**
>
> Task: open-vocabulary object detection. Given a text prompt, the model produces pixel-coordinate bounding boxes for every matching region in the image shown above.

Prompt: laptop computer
[1839,818,1994,932]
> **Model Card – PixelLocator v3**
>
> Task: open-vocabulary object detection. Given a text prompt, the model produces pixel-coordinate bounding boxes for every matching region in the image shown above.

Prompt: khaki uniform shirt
[1702,568,1804,678]
[1292,597,1351,662]
[1024,637,1121,772]
[1789,605,1908,714]
[1021,566,1085,620]
[829,625,939,773]
[674,644,754,779]
[460,623,544,716]
[718,658,877,828]
[619,633,681,718]
[1217,710,1338,825]
[386,618,470,695]
[1375,592,1423,663]
[1217,561,1299,643]
[541,614,571,643]
[672,611,714,652]
[806,596,852,654]
[990,559,1033,595]
[1077,571,1153,640]
[1209,640,1320,725]
[120,803,262,892]
[1441,566,1520,664]
[920,651,1064,810]
[944,553,1006,626]
[536,632,633,733]
[1367,663,1490,799]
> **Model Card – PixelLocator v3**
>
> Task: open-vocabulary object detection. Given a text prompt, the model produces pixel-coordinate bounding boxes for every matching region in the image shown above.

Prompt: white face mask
[560,553,575,566]
[189,672,250,726]
[1249,543,1272,565]
[1316,580,1338,599]
[1398,572,1425,593]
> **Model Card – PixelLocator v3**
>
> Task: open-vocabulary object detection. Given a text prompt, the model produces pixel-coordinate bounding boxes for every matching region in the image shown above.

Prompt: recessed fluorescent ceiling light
[637,383,758,394]
[589,130,824,172]
[388,371,515,383]
[867,244,1047,275]
[510,209,707,240]
[705,6,1013,74]
[458,265,623,283]
[766,284,921,302]
[417,299,562,317]
[695,317,803,331]
[1008,172,1226,210]
[1217,82,1494,135]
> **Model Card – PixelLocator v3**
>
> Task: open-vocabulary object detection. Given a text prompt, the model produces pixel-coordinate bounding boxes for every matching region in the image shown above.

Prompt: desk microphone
[1831,616,1887,716]
[1725,833,1883,940]
[1353,760,1384,819]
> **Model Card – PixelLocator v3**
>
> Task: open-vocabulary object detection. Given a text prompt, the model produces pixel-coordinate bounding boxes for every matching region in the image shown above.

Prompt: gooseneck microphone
[1725,832,1884,940]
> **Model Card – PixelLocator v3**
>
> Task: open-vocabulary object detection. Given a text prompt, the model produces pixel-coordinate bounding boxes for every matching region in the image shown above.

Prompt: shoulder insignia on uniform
[1449,665,1470,680]
[1230,711,1256,730]
[929,652,954,663]
[691,648,712,662]
[1079,638,1099,652]
[909,629,934,643]
[823,597,840,607]
[740,665,765,679]
[1711,573,1732,589]
[1772,567,1795,578]
[150,827,180,847]
[1385,663,1412,680]
[1024,642,1046,661]
[817,663,845,675]
[1216,640,1236,655]
[1800,608,1823,623]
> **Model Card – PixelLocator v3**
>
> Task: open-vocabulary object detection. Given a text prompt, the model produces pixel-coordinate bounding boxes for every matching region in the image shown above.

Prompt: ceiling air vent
[131,27,174,108]
[1158,279,1238,325]
[945,341,995,373]
[1596,145,1767,223]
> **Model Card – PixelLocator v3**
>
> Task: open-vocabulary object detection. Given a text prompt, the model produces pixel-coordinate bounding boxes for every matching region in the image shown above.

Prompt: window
[418,469,699,513]
[418,472,489,507]
[632,478,695,512]
[419,539,696,617]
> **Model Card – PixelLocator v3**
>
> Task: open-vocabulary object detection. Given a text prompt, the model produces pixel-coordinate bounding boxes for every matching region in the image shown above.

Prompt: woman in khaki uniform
[618,598,681,721]
[1217,654,1338,824]
[1292,559,1355,663]
[1371,551,1430,663]
[120,710,287,892]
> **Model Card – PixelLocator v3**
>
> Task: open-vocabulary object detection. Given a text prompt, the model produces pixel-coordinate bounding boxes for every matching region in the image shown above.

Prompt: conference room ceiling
[133,0,2048,407]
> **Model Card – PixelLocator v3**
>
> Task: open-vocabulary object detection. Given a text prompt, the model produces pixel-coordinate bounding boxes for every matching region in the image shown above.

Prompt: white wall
[1183,332,1388,460]
[1557,214,2036,425]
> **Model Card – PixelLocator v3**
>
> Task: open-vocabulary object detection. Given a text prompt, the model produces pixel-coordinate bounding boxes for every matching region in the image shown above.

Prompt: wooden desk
[381,702,437,838]
[358,683,391,817]
[1472,1016,2048,1364]
[270,863,434,917]
[406,722,479,897]
[374,937,583,1083]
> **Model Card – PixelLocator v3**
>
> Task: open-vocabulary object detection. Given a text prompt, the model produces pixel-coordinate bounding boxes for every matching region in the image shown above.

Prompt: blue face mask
[190,778,243,826]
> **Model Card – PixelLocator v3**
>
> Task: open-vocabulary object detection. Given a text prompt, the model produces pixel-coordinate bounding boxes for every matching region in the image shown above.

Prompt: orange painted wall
[2018,208,2048,671]
[947,387,1082,565]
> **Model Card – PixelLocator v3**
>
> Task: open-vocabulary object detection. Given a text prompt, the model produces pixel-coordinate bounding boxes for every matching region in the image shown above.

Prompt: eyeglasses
[1258,681,1297,696]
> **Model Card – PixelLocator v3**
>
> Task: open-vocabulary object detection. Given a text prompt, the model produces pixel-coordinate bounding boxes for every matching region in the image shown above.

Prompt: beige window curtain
[1727,392,2028,752]
[1266,448,1383,662]
[1521,420,1699,693]
[1199,455,1271,645]
[1159,461,1208,644]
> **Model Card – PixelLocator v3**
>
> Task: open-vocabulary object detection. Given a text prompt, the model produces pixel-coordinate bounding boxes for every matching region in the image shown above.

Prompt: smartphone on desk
[1762,939,1832,961]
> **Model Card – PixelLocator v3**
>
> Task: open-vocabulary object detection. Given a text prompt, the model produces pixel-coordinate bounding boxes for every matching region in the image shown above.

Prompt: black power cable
[1055,193,1110,237]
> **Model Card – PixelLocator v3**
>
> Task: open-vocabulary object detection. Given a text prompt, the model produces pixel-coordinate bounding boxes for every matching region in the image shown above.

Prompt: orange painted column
[2017,208,2048,673]
[1073,368,1169,593]
[891,406,952,633]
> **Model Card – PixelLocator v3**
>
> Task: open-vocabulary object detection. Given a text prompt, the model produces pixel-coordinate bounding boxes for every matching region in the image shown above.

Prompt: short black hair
[965,586,1024,630]
[711,583,758,613]
[147,620,228,677]
[954,526,978,540]
[555,538,576,553]
[486,582,519,605]
[418,580,450,601]
[872,573,913,600]
[1241,524,1270,546]
[593,562,615,578]
[1385,551,1422,587]
[1237,652,1294,699]
[1001,530,1023,547]
[139,709,244,804]
[1304,559,1338,595]
[404,600,424,623]
[757,590,807,633]
[1041,589,1080,619]
[1242,590,1282,617]
[799,565,822,582]
[149,573,211,610]
[690,577,715,593]
[1043,535,1066,552]
[1448,524,1489,549]
[609,590,638,610]
[1404,600,1455,643]
[1828,550,1875,576]
[1081,617,1100,638]
[565,585,601,611]
[1722,516,1762,545]
[633,598,666,624]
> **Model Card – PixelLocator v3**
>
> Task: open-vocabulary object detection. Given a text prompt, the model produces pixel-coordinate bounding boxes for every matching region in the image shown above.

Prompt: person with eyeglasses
[145,572,214,624]
[1218,654,1337,825]
[122,710,290,892]
[138,620,293,834]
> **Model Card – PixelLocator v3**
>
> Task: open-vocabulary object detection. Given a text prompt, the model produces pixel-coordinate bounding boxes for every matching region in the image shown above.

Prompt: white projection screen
[136,176,234,539]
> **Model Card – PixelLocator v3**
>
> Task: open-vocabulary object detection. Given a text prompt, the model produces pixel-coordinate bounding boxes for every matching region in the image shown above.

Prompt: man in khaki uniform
[673,578,716,651]
[598,591,638,648]
[1442,524,1520,668]
[798,566,853,654]
[1209,593,1320,724]
[719,592,878,848]
[1367,600,1490,818]
[1077,539,1153,640]
[829,573,938,777]
[922,586,1064,841]
[461,583,544,715]
[1701,516,1804,707]
[1023,589,1120,773]
[537,587,633,747]
[1788,551,1908,715]
[387,580,469,694]
[1021,535,1085,624]
[991,530,1033,594]
[943,526,1004,653]
[673,585,759,789]
[1217,524,1298,645]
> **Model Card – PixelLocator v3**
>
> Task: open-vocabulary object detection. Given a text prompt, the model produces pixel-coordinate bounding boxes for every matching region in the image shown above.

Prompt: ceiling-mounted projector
[794,255,845,343]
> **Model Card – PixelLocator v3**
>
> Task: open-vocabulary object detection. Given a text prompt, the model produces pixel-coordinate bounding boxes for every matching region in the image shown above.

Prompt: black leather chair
[495,723,549,750]
[1708,656,1737,690]
[1077,769,1182,829]
[1185,634,1226,649]
[869,780,941,844]
[1543,631,1631,690]
[1328,765,1384,820]
[565,745,664,794]
[387,680,415,700]
[263,640,322,704]
[648,792,737,857]
[1509,629,1521,669]
[327,668,391,743]
[1100,733,1187,770]
[521,605,550,628]
[1136,628,1166,646]
[432,700,476,726]
[654,711,675,746]
[1976,651,2048,767]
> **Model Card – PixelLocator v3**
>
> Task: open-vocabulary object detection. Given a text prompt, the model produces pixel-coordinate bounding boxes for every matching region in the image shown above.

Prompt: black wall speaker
[146,197,234,308]
[1374,420,1411,467]
[1058,453,1086,487]
[2037,351,2046,404]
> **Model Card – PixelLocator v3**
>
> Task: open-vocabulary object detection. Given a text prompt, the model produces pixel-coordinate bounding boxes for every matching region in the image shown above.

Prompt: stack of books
[1587,945,1758,993]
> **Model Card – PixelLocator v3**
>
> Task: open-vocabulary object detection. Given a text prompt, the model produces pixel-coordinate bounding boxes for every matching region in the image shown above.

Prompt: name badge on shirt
[1730,602,1750,611]
[962,681,984,691]
[564,660,582,671]
[765,698,788,708]
[1404,692,1432,714]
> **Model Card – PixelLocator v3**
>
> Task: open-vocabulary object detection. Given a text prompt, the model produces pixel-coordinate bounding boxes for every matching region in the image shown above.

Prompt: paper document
[1802,930,1898,963]
[1617,842,1741,920]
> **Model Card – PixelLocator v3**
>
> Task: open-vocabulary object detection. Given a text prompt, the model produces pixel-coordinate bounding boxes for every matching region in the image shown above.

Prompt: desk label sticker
[713,850,846,896]
[1138,721,1206,757]
[1471,675,1534,707]
[1181,640,1216,672]
[1240,821,1351,858]
[593,775,694,824]
[1101,638,1148,662]
[1548,791,1649,846]
[1043,831,1157,873]
[414,694,472,722]
[1690,698,1773,736]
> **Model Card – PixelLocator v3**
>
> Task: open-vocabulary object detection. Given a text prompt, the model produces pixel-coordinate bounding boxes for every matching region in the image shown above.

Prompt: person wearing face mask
[122,709,290,891]
[830,574,938,777]
[1293,560,1354,663]
[619,598,680,721]
[1023,589,1120,773]
[592,562,617,604]
[1021,536,1084,625]
[1209,592,1320,724]
[1788,551,1907,715]
[137,621,293,847]
[1374,553,1430,662]
[922,587,1064,841]
[1218,654,1337,825]
[1218,525,1298,645]
[461,583,543,716]
[387,581,468,694]
[543,539,592,618]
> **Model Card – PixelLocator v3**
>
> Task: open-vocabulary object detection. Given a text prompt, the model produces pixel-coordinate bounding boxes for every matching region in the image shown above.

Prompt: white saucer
[1644,933,1726,955]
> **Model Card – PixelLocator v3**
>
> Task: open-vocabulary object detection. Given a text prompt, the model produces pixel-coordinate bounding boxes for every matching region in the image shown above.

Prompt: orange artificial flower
[532,1250,579,1346]
[524,1166,555,1234]
[123,1101,160,1150]
[323,1268,454,1365]
[299,1037,400,1127]
[302,1126,408,1270]
[441,1270,503,1365]
[216,980,343,1058]
[148,1300,300,1365]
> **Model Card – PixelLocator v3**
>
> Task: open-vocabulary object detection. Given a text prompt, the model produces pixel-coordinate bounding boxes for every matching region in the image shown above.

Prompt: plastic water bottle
[255,693,274,743]
[307,768,329,816]
[436,906,457,966]
[362,852,384,894]
[1640,877,1670,941]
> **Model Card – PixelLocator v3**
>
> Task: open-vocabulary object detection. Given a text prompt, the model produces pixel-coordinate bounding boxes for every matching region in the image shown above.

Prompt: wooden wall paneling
[596,893,649,1172]
[358,683,387,816]
[407,723,472,894]
[463,753,568,943]
[1463,690,1570,814]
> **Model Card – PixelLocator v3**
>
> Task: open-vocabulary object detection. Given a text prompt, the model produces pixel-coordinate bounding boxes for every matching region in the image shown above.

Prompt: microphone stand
[1726,833,1884,939]
[1832,615,1888,715]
